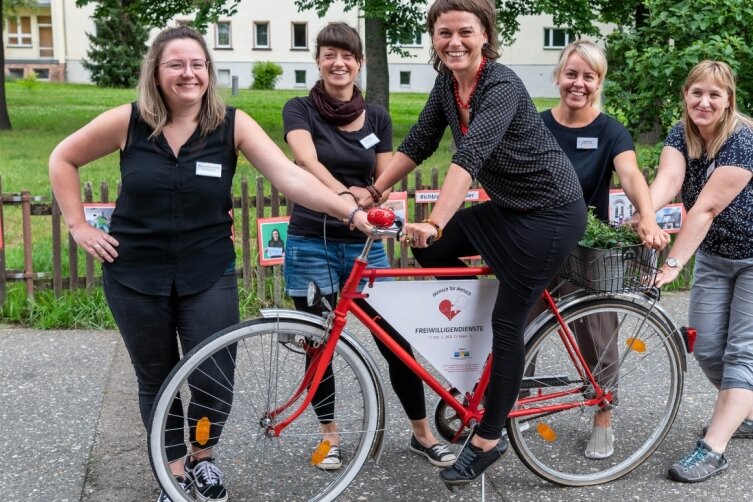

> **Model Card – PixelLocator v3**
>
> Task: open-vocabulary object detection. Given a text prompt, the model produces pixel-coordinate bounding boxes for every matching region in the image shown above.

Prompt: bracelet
[366,185,382,204]
[422,218,443,241]
[346,206,364,226]
[338,190,357,202]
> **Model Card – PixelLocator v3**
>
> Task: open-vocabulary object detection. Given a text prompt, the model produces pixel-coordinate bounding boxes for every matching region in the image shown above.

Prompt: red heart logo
[439,299,459,320]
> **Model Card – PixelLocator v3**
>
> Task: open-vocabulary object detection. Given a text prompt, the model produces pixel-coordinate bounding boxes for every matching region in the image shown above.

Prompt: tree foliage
[81,0,149,88]
[603,0,753,140]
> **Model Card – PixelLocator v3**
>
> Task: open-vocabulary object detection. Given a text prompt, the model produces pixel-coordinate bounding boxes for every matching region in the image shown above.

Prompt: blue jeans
[103,271,239,461]
[283,235,391,296]
[690,251,753,391]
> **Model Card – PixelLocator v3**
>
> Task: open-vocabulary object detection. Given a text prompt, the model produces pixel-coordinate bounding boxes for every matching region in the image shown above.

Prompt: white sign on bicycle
[365,279,497,395]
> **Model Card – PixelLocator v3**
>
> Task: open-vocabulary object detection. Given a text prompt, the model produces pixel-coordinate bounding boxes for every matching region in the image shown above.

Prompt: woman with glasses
[49,25,372,502]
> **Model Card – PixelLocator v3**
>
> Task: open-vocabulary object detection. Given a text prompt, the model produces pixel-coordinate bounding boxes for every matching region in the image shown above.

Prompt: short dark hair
[315,22,364,62]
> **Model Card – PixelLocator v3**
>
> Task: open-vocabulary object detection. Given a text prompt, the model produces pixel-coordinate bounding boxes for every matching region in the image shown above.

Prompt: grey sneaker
[668,440,728,483]
[702,418,753,439]
[585,425,614,459]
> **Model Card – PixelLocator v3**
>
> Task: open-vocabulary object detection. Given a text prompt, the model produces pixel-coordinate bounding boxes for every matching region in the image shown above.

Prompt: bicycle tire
[149,317,380,502]
[507,296,684,486]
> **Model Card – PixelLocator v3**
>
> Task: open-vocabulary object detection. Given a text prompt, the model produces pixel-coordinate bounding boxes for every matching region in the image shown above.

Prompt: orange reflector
[626,337,646,353]
[311,439,331,465]
[196,417,211,446]
[536,421,557,442]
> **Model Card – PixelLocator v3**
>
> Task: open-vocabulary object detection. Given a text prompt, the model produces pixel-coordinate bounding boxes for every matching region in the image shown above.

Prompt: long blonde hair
[553,40,606,111]
[682,60,753,159]
[137,26,226,139]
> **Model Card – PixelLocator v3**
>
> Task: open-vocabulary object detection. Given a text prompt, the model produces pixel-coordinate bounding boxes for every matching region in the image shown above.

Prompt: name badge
[196,161,222,178]
[576,137,598,150]
[360,133,380,149]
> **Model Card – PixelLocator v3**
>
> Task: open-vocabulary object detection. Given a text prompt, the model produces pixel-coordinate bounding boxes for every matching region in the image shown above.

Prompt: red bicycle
[150,209,690,501]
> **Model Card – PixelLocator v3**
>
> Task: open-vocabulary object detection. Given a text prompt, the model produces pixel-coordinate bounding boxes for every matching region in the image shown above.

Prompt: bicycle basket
[561,244,659,293]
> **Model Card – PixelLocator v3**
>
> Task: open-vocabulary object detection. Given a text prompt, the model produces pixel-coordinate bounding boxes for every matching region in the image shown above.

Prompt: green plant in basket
[578,207,641,249]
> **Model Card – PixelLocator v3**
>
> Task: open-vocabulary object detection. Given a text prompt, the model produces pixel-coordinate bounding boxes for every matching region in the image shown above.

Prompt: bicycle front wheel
[507,296,684,486]
[149,318,379,502]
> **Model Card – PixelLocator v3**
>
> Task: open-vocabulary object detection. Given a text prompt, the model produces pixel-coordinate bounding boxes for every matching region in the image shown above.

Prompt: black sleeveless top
[104,103,237,296]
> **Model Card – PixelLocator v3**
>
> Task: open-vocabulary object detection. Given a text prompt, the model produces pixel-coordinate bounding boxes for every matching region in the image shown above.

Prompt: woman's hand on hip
[70,222,119,263]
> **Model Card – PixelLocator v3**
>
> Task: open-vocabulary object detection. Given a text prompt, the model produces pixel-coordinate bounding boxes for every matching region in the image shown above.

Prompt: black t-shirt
[540,110,634,221]
[283,96,392,241]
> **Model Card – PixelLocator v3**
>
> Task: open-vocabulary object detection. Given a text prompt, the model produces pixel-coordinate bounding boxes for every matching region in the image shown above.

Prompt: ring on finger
[405,236,413,245]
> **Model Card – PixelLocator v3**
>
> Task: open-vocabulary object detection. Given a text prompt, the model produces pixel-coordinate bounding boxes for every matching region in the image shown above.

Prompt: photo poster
[381,191,408,224]
[609,190,686,233]
[257,216,290,266]
[656,203,685,234]
[83,203,115,234]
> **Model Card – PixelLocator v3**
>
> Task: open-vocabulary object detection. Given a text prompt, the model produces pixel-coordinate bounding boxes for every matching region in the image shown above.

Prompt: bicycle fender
[259,308,388,461]
[523,291,687,372]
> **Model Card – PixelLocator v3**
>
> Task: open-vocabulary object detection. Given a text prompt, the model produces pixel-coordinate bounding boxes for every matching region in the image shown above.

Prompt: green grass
[0,82,682,328]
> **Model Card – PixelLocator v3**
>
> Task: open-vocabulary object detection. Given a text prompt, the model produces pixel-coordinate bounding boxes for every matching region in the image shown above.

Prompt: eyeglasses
[159,59,210,73]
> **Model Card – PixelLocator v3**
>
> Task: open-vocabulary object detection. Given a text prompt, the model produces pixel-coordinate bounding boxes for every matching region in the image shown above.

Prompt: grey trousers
[690,251,753,391]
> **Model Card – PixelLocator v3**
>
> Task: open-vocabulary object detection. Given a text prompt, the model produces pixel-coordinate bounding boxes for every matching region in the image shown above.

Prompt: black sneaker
[439,437,508,485]
[668,440,729,483]
[409,435,456,467]
[157,475,191,502]
[702,419,753,439]
[185,457,228,502]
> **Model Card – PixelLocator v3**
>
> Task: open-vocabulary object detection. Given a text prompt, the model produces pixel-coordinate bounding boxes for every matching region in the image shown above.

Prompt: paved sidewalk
[1,291,752,501]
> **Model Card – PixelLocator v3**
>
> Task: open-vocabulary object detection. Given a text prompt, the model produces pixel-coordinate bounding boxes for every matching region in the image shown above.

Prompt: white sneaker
[585,425,614,459]
[315,445,342,470]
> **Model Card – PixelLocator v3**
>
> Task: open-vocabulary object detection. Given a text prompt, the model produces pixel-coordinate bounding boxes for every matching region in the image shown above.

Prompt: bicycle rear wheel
[149,318,379,502]
[507,296,684,486]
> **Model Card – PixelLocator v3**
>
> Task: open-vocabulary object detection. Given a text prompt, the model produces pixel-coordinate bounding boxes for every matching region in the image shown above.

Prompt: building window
[38,15,53,58]
[400,71,411,88]
[7,16,32,46]
[543,28,572,49]
[218,69,231,87]
[292,23,307,49]
[215,21,231,48]
[254,22,270,49]
[294,70,306,86]
[398,27,423,47]
[175,20,192,27]
[8,68,24,79]
[34,68,50,79]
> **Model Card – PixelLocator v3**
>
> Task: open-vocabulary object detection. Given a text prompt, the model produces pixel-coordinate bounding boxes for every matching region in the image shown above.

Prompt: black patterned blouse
[666,121,753,259]
[397,60,582,211]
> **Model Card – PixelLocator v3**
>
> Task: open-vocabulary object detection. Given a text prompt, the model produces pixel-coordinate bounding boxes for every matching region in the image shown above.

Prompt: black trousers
[104,271,240,461]
[412,199,586,440]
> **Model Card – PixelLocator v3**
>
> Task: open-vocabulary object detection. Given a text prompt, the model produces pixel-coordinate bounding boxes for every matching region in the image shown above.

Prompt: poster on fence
[609,190,685,233]
[365,279,497,395]
[257,216,290,266]
[415,188,489,204]
[83,203,115,233]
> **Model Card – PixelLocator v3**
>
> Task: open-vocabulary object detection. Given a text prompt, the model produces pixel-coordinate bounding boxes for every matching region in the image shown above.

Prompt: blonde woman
[650,61,753,483]
[49,26,371,502]
[537,40,669,459]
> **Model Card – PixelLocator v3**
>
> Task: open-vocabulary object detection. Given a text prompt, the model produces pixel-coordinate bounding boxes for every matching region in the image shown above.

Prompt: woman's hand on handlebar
[351,208,374,235]
[401,222,437,248]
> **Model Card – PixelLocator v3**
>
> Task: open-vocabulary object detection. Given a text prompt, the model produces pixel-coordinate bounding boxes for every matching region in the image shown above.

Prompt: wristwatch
[665,257,682,270]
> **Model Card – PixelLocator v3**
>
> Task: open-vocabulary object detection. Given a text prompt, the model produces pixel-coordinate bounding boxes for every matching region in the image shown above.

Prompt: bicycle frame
[268,230,610,439]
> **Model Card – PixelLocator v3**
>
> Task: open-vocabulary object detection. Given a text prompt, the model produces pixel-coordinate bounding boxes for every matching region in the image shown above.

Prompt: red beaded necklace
[453,57,487,110]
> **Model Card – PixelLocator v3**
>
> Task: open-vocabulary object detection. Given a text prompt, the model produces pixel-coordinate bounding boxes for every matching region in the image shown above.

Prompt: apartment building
[3,0,610,97]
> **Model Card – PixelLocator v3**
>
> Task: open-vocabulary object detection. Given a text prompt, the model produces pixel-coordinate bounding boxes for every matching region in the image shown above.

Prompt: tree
[1,0,37,130]
[82,0,149,88]
[76,0,241,88]
[295,0,427,111]
[603,0,753,141]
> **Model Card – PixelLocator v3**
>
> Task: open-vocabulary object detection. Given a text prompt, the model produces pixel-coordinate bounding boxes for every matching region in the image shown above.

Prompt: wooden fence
[0,168,665,307]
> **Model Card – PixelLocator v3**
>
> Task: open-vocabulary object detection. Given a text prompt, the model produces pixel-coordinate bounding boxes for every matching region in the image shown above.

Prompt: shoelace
[679,446,708,468]
[430,444,452,457]
[193,460,224,486]
[452,444,477,472]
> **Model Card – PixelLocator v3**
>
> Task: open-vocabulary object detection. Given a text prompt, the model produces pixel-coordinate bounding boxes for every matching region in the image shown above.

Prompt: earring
[482,39,489,49]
